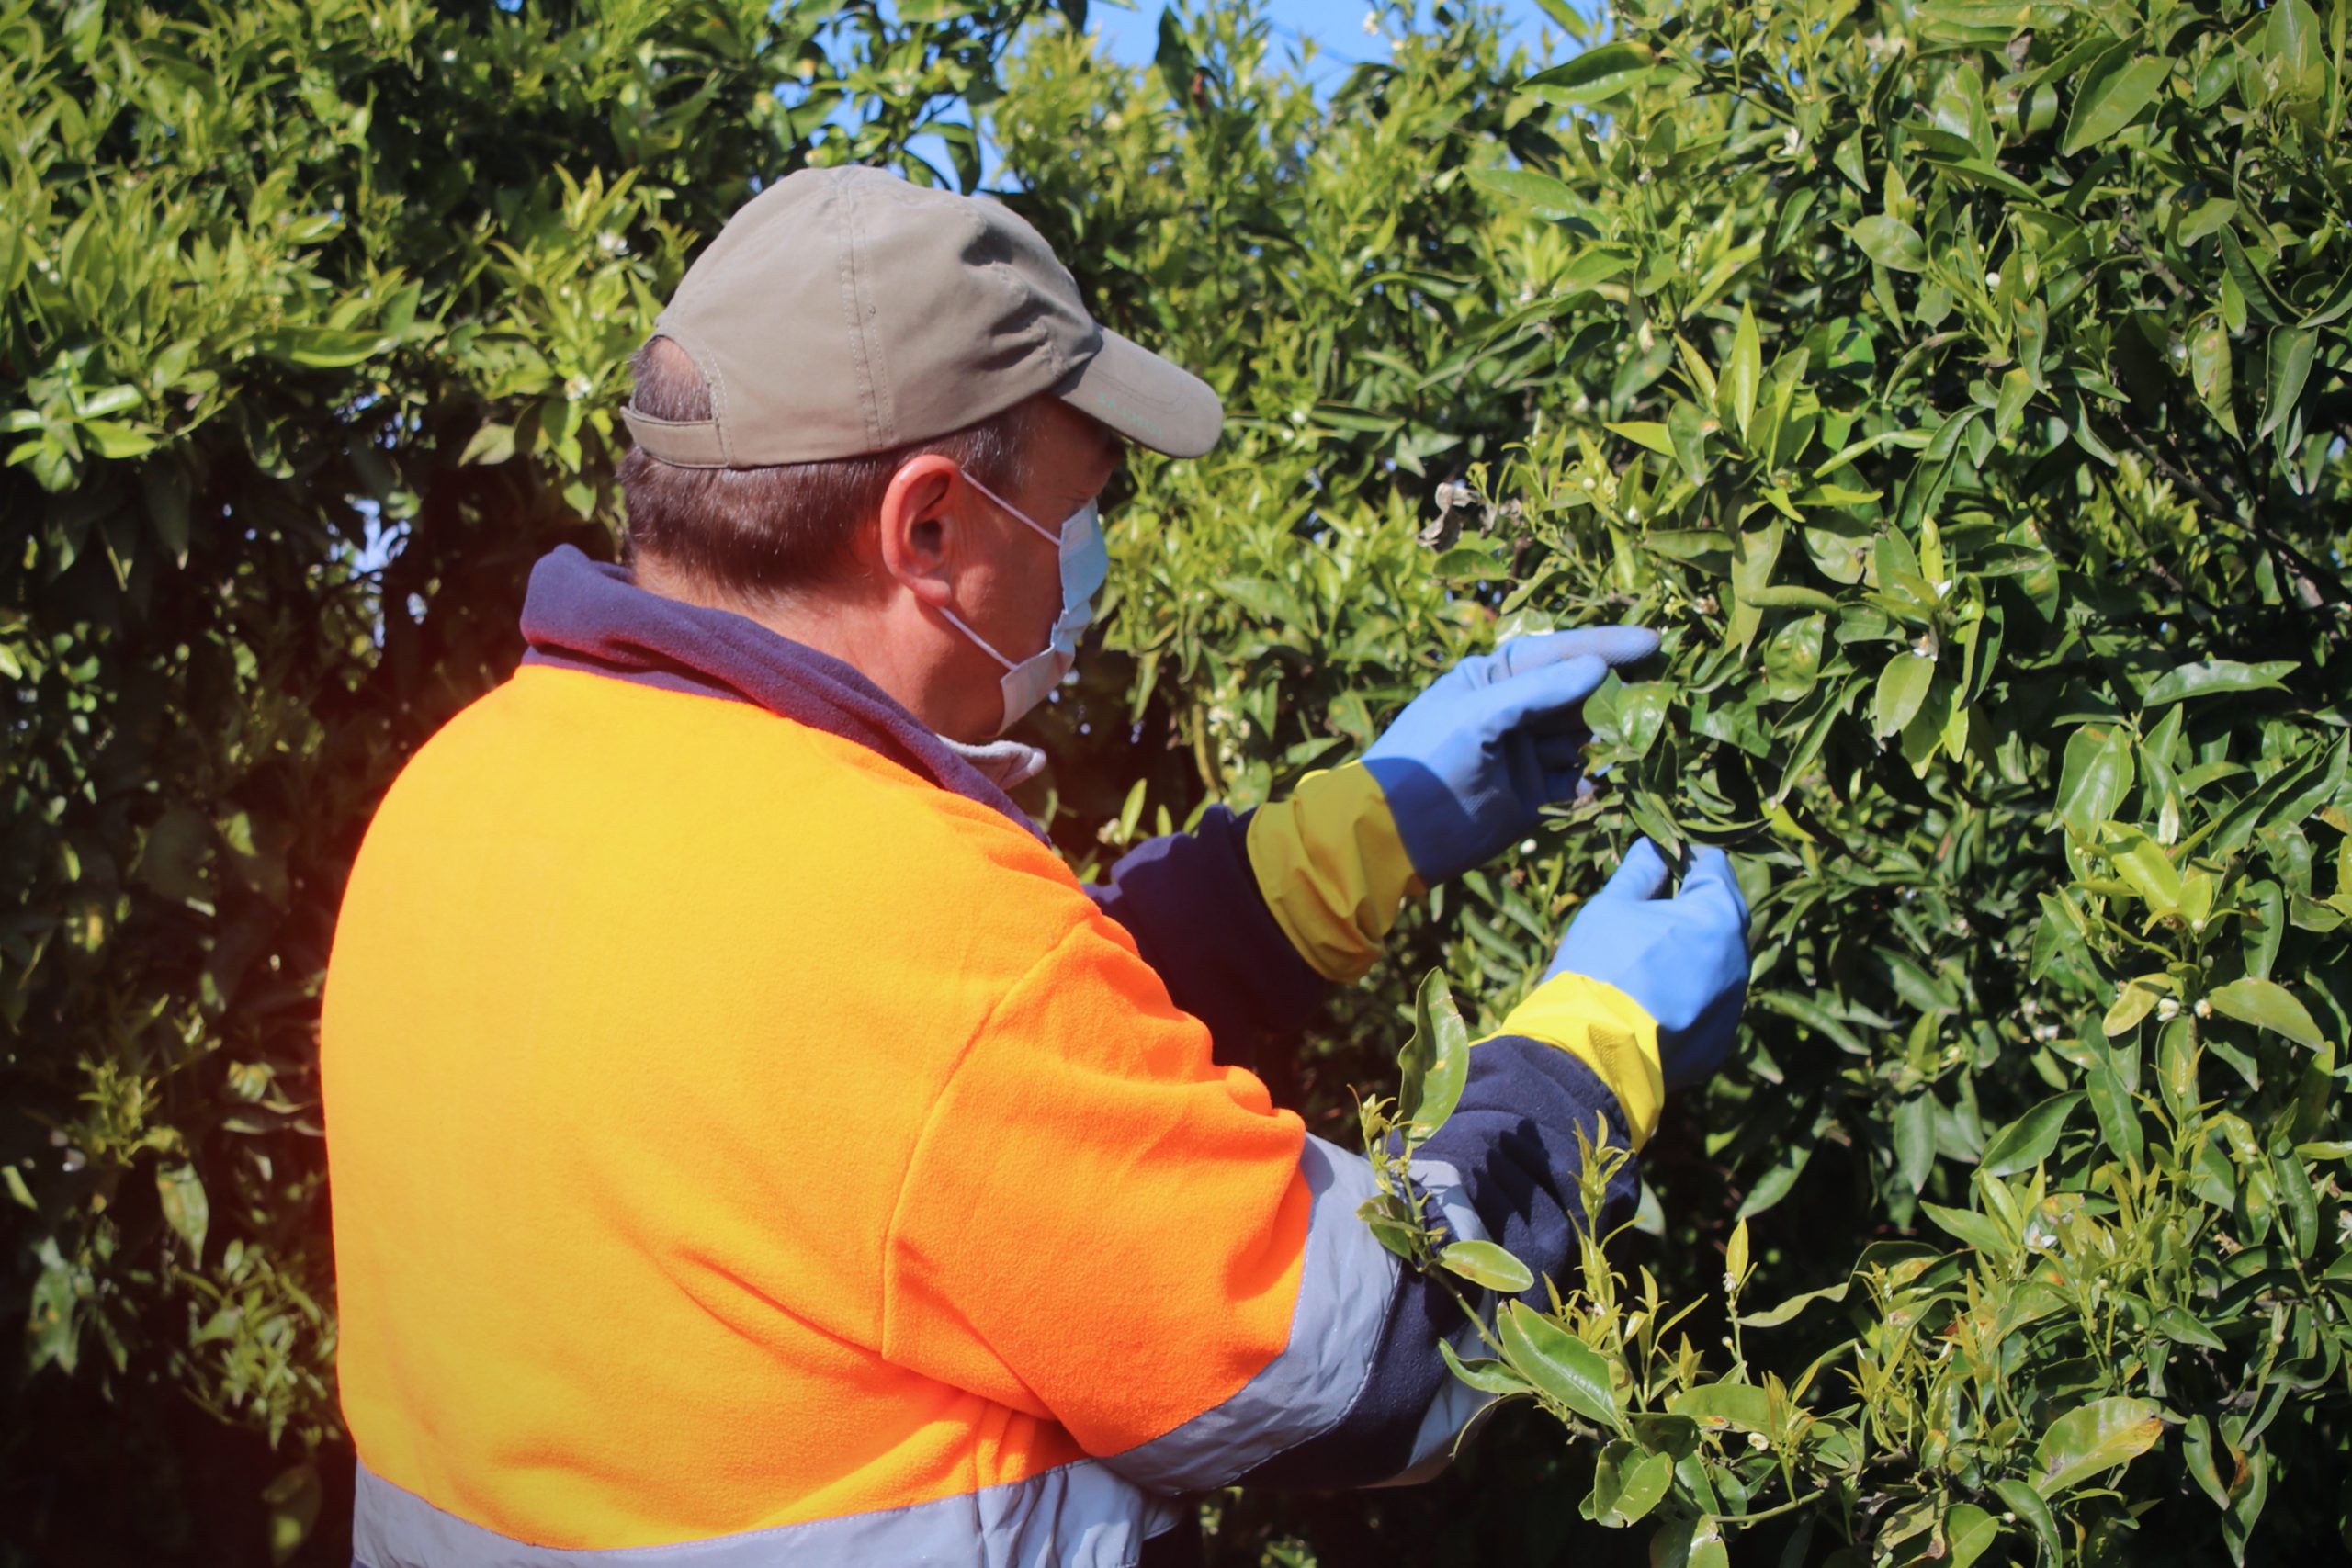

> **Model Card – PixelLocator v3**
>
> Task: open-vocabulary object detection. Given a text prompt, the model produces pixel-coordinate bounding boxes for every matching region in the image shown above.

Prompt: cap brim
[1055,329,1223,458]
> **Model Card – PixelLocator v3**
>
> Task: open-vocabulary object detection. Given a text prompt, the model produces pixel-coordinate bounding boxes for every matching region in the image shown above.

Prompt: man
[323,165,1748,1568]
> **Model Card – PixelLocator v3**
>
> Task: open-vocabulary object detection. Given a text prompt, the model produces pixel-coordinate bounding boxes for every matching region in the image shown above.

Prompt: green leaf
[1736,1139,1812,1219]
[2062,49,2170,154]
[2258,328,2315,438]
[2267,0,2325,98]
[1604,420,1676,457]
[2141,659,2297,707]
[75,384,143,419]
[80,418,157,460]
[2297,266,2352,329]
[1850,215,1927,272]
[1649,1517,1697,1568]
[2207,976,2324,1049]
[1431,544,1504,581]
[2055,725,2135,840]
[1498,1301,1619,1427]
[1397,969,1472,1137]
[1667,396,1713,487]
[1439,1239,1535,1293]
[2103,975,2167,1038]
[1994,1478,2061,1559]
[2032,1396,2165,1495]
[1599,1457,1674,1523]
[1359,1205,1420,1261]
[2188,315,2238,436]
[1629,1412,1701,1458]
[2219,230,2289,325]
[1467,166,1586,220]
[1737,1280,1848,1328]
[2182,1415,2232,1509]
[262,1461,322,1565]
[2276,1150,2319,1257]
[1439,1337,1535,1395]
[459,422,518,467]
[1668,1379,1773,1434]
[1746,584,1838,611]
[257,326,393,369]
[2086,1054,2145,1166]
[1728,522,1783,649]
[1523,40,1656,103]
[156,1162,209,1263]
[2102,824,2185,912]
[1894,1092,1936,1193]
[1981,1091,2084,1176]
[1921,1200,2009,1254]
[1946,1503,2001,1568]
[26,1245,78,1374]
[1724,303,1761,439]
[2154,1303,2224,1350]
[1873,652,1934,738]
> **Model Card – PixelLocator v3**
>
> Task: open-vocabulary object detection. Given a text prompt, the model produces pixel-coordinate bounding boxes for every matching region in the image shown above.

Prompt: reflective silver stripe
[1102,1135,1493,1491]
[353,1458,1181,1568]
[1397,1157,1501,1474]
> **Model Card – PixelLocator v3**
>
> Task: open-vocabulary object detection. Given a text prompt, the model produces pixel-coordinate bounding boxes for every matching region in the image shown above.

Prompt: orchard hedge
[4,0,2347,1562]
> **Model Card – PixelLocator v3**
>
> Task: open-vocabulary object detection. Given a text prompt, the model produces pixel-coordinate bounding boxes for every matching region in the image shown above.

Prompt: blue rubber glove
[1545,840,1750,1089]
[1362,626,1659,885]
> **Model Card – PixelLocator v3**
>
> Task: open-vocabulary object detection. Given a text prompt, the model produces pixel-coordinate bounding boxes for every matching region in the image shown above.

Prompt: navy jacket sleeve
[1236,1037,1640,1488]
[1084,806,1331,1075]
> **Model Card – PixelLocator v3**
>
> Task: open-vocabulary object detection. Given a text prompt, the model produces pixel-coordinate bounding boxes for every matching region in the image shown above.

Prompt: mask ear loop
[959,472,1065,548]
[921,471,1057,670]
[939,470,1101,737]
[935,604,1018,671]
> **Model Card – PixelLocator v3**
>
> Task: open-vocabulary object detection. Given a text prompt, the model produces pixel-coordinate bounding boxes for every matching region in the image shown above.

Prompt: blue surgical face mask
[936,471,1110,738]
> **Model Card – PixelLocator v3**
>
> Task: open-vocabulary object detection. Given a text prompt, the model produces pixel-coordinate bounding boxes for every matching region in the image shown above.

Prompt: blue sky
[919,0,1581,185]
[1081,0,1572,80]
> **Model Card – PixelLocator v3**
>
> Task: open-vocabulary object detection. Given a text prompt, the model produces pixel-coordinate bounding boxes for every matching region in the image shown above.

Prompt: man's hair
[617,336,1035,599]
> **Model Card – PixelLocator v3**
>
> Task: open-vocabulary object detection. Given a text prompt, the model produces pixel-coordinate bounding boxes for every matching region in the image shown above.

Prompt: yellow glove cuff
[1246,763,1424,983]
[1485,973,1665,1150]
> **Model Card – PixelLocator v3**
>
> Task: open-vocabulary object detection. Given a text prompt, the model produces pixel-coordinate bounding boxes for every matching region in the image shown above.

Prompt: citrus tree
[6,0,2347,1561]
[996,0,2352,1560]
[0,0,1043,1556]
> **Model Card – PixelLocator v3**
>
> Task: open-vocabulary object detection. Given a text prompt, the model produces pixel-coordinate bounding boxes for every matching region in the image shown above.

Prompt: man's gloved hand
[1545,840,1750,1089]
[1245,625,1657,987]
[1363,627,1658,886]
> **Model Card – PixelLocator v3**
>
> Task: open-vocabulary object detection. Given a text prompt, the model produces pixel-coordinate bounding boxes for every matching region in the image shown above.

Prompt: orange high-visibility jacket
[324,548,1645,1568]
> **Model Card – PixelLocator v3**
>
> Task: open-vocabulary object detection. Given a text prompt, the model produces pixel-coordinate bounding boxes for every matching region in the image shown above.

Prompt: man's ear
[876,454,967,609]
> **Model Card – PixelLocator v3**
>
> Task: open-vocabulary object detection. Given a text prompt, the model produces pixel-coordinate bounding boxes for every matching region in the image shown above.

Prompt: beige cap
[621,165,1222,466]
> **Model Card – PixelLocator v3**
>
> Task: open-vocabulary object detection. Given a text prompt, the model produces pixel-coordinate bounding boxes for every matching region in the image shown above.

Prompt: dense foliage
[4,0,2346,1562]
[0,0,1040,1556]
[1012,0,2352,1558]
